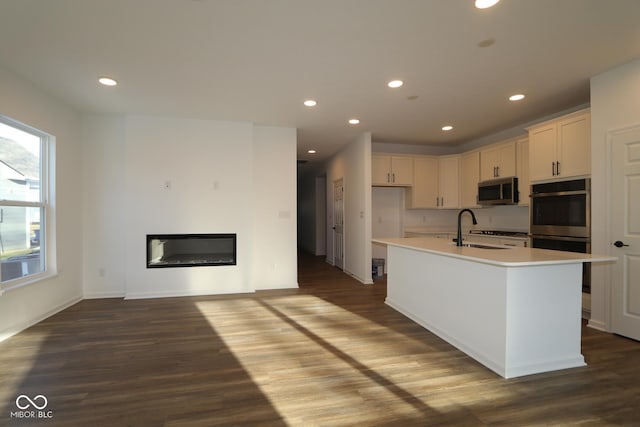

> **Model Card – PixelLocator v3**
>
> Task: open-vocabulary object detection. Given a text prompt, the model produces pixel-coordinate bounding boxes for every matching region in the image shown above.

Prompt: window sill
[0,270,59,296]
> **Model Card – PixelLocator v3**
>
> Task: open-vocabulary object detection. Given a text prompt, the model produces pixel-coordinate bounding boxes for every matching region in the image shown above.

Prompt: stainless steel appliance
[478,176,519,205]
[530,178,591,293]
[530,178,590,238]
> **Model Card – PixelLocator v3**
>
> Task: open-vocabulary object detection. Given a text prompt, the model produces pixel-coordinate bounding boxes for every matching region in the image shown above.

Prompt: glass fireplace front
[147,234,236,268]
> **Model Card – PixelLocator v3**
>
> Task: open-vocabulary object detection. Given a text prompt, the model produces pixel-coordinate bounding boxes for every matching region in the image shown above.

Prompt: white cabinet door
[372,155,414,186]
[438,155,460,209]
[391,156,414,186]
[407,156,438,209]
[480,145,501,181]
[480,141,516,181]
[529,123,559,181]
[516,137,530,205]
[372,155,392,185]
[557,113,590,178]
[497,141,517,178]
[460,151,480,207]
[528,110,590,182]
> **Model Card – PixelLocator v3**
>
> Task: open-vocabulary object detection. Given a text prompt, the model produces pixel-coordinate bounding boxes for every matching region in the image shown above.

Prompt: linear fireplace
[147,234,236,268]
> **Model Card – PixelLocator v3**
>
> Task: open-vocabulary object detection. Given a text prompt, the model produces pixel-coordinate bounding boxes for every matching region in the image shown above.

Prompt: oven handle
[530,235,591,243]
[530,190,588,197]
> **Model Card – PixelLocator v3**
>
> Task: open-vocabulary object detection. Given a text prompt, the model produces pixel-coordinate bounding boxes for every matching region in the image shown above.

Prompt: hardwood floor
[1,252,639,426]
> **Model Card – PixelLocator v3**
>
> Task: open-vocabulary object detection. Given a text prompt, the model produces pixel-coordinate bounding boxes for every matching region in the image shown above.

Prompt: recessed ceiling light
[303,99,317,107]
[475,0,500,9]
[477,38,496,48]
[348,119,360,125]
[388,80,403,88]
[509,94,526,101]
[442,125,453,131]
[307,149,317,154]
[98,76,118,86]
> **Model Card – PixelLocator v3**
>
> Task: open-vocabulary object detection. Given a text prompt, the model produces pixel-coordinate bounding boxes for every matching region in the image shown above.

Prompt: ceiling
[1,0,640,163]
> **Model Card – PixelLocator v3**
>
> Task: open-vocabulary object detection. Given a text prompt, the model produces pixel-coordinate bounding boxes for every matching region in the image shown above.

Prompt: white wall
[0,65,83,340]
[372,187,404,264]
[81,115,297,300]
[82,114,126,298]
[251,125,298,290]
[325,132,373,284]
[589,58,640,331]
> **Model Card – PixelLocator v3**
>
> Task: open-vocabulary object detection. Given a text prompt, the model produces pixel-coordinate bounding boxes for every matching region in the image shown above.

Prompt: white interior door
[333,178,344,270]
[610,125,640,341]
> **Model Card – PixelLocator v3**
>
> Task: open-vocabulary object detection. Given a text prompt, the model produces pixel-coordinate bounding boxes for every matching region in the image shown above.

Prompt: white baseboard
[124,289,256,300]
[0,295,82,342]
[587,318,608,332]
[83,291,125,299]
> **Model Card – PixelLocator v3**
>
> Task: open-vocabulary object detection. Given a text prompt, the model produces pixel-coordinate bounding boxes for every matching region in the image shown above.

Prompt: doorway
[333,178,344,270]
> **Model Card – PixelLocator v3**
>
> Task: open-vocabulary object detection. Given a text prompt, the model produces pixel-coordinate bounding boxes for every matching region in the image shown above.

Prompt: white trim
[0,271,58,294]
[0,295,81,342]
[0,115,56,290]
[124,289,256,300]
[587,318,608,332]
[83,291,126,299]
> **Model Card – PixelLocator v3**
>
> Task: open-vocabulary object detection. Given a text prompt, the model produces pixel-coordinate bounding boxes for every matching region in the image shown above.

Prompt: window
[0,116,53,288]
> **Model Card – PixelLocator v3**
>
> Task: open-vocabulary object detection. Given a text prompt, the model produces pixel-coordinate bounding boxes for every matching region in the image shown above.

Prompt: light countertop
[372,237,617,267]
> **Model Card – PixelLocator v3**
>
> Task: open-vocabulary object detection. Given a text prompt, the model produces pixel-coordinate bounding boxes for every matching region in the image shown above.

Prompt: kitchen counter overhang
[373,237,617,378]
[372,236,615,267]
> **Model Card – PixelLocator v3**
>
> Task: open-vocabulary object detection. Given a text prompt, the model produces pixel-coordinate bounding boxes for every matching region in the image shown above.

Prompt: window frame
[0,115,56,294]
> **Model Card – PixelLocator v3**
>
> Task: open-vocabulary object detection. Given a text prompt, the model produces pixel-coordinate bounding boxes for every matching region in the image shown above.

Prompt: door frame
[332,177,344,269]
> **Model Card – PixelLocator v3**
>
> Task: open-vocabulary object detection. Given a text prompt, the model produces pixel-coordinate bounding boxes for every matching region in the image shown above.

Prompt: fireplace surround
[147,234,236,268]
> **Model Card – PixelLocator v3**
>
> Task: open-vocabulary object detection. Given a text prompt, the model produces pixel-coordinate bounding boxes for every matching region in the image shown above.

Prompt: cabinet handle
[496,165,499,177]
[387,173,391,183]
[436,197,439,207]
[552,161,556,176]
[556,161,560,176]
[392,173,396,183]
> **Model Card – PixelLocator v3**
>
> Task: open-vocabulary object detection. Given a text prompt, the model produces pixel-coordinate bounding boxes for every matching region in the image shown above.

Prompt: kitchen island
[372,237,616,378]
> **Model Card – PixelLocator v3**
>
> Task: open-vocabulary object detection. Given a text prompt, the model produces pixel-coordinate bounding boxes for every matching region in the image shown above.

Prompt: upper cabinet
[406,155,459,209]
[460,151,480,208]
[516,137,530,205]
[528,109,590,182]
[372,155,414,186]
[406,156,438,209]
[438,155,460,209]
[480,140,516,181]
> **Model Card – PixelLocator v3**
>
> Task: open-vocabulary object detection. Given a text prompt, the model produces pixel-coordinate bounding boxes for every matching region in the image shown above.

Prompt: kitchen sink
[453,242,511,250]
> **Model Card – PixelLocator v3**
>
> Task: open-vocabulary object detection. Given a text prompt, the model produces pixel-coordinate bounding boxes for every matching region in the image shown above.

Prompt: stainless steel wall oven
[530,178,591,293]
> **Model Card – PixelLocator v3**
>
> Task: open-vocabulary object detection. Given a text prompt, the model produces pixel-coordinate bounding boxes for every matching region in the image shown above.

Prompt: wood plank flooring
[1,252,639,426]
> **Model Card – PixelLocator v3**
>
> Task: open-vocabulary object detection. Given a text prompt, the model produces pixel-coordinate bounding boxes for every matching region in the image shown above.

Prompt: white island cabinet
[372,237,616,379]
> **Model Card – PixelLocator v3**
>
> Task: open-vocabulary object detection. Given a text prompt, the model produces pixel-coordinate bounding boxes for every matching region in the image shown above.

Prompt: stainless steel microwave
[477,177,519,205]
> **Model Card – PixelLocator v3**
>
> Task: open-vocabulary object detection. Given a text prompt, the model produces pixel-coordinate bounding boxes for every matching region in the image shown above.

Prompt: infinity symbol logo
[16,395,48,410]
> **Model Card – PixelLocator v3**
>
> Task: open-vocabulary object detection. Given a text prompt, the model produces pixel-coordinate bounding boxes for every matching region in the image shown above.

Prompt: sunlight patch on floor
[194,295,472,423]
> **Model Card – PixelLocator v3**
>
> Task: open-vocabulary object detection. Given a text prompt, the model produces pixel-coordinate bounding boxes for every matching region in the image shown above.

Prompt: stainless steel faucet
[457,209,478,247]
